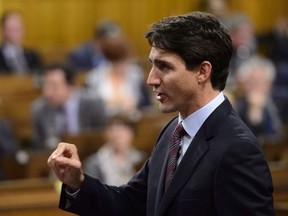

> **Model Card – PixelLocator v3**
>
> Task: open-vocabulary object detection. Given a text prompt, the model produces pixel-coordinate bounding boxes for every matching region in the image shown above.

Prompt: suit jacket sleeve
[59,159,149,216]
[58,116,177,216]
[214,139,274,215]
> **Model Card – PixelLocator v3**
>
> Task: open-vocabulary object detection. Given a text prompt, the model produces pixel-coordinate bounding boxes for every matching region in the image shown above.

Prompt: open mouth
[156,93,166,101]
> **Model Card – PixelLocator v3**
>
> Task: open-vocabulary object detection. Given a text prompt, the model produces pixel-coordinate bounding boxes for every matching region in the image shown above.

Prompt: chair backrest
[0,75,42,140]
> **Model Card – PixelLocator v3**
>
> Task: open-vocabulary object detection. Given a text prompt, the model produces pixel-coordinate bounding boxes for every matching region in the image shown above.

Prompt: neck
[180,90,221,119]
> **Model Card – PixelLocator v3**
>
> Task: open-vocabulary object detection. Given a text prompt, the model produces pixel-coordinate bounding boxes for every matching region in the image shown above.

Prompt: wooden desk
[270,162,288,204]
[274,202,288,216]
[0,178,74,216]
[2,150,52,180]
[263,141,288,162]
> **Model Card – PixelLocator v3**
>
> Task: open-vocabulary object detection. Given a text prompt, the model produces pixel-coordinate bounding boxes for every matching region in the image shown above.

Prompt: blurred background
[0,0,288,215]
[0,0,287,62]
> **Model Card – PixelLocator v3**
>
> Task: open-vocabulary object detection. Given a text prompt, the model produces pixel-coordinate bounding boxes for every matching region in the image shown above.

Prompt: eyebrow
[150,58,174,68]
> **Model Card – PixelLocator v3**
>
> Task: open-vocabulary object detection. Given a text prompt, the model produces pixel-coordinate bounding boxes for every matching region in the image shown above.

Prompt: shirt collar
[63,89,80,111]
[179,92,225,138]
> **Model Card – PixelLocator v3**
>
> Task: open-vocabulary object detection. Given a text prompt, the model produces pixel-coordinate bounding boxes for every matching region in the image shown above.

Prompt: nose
[146,67,160,87]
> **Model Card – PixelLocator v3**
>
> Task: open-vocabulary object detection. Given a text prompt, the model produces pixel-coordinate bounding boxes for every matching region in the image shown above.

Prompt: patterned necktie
[165,123,186,189]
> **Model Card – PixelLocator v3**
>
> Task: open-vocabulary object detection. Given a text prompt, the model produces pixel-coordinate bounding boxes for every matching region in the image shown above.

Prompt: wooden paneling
[0,0,288,61]
[1,0,286,64]
[230,0,288,32]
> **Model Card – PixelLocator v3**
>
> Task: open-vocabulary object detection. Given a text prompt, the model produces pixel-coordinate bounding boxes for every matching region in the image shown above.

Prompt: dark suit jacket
[0,118,17,180]
[0,45,42,74]
[59,98,275,216]
[31,94,106,149]
[67,42,106,71]
[0,118,17,155]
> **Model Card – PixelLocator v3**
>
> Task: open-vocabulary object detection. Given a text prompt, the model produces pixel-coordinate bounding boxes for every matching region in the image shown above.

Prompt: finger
[48,142,66,165]
[54,155,82,170]
[47,154,63,176]
[48,156,71,183]
[50,142,70,158]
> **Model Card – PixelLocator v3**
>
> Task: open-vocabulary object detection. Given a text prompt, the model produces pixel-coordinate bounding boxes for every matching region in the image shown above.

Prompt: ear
[197,61,212,83]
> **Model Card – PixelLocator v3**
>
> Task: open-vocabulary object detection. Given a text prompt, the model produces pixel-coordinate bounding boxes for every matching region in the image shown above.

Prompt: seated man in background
[235,56,283,143]
[0,11,42,74]
[83,114,144,186]
[31,63,106,149]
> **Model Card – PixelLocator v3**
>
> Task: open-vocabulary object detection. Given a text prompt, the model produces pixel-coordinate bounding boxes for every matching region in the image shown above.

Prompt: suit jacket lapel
[156,98,233,216]
[147,118,178,215]
[157,129,209,216]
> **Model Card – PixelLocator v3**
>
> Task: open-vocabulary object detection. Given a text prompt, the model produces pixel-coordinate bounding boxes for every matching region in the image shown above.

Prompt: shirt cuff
[65,186,80,198]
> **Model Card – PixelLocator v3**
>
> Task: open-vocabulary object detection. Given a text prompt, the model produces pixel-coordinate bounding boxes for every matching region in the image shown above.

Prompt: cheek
[171,77,195,97]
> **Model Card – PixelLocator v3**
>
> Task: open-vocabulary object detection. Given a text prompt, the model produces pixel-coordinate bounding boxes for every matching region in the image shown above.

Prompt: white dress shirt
[55,91,80,135]
[177,92,225,164]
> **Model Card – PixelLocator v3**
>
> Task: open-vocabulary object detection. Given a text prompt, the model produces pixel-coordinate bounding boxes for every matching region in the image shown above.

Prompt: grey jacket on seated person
[31,93,106,149]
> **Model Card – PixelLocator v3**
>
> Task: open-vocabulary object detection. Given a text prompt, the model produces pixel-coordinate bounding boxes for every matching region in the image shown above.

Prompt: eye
[157,62,171,72]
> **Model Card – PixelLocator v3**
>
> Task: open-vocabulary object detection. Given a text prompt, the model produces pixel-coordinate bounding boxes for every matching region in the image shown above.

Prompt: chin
[158,103,177,114]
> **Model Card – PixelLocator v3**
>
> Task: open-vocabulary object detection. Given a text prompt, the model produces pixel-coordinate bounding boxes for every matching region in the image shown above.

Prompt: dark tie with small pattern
[165,123,186,190]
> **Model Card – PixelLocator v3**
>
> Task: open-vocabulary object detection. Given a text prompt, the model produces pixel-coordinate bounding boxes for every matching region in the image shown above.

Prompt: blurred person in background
[199,0,231,27]
[259,17,288,124]
[31,63,106,149]
[67,20,122,72]
[226,13,257,91]
[235,56,283,143]
[83,114,144,186]
[85,27,152,118]
[0,11,42,74]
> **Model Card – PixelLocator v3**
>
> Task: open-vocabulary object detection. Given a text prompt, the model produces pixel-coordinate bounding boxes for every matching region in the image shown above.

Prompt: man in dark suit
[48,12,275,215]
[31,63,106,149]
[0,11,42,74]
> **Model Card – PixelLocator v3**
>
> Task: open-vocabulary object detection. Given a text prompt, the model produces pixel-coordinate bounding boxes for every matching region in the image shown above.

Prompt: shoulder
[71,42,93,54]
[202,98,260,152]
[23,47,41,57]
[126,62,145,79]
[79,92,104,106]
[32,97,49,112]
[212,106,258,142]
[90,145,111,163]
[0,118,11,129]
[207,108,262,164]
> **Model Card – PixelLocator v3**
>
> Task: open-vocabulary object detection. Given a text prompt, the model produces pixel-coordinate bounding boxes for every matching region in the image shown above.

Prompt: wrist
[67,172,85,191]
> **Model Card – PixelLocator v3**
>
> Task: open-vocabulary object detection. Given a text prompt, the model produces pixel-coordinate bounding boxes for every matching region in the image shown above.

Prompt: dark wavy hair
[145,11,233,91]
[43,63,76,86]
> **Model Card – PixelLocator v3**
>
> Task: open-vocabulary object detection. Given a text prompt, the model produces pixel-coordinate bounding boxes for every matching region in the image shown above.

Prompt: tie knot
[173,123,186,139]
